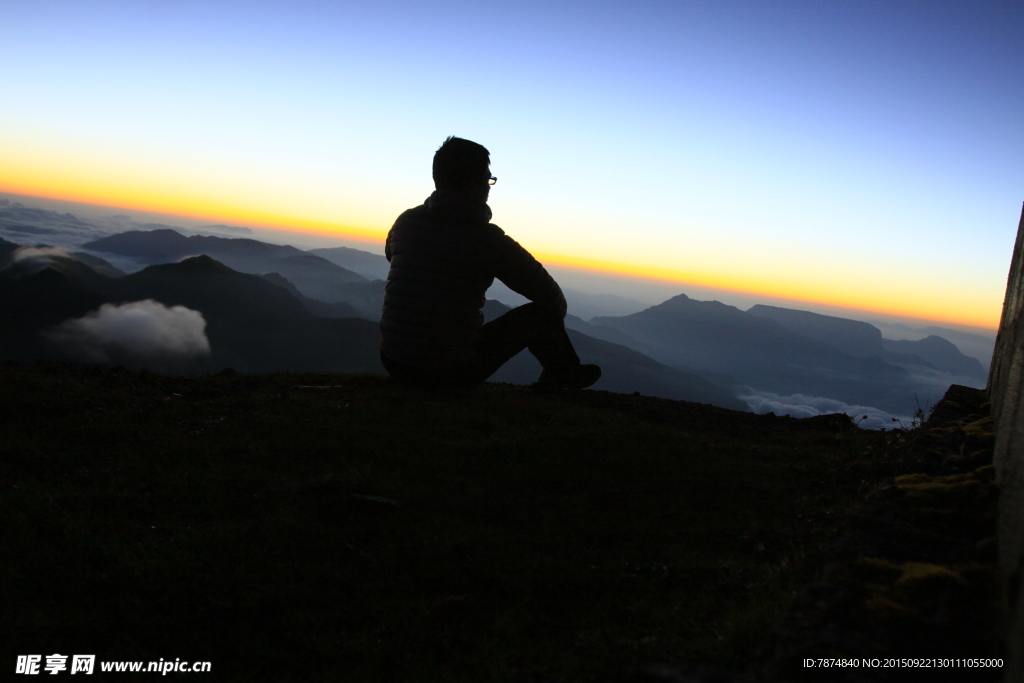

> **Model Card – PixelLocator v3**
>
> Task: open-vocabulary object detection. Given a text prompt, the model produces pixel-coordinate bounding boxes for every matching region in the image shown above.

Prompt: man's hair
[433,136,490,191]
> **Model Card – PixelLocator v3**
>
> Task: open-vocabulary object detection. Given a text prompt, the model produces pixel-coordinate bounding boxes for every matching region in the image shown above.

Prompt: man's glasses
[488,176,497,186]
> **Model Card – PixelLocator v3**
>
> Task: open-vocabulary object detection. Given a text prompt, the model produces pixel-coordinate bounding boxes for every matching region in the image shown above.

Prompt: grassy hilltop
[1,362,991,681]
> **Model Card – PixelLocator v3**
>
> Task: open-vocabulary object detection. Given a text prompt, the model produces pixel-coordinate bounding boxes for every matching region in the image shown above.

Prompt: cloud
[12,246,71,260]
[8,246,74,273]
[46,300,212,373]
[737,389,906,430]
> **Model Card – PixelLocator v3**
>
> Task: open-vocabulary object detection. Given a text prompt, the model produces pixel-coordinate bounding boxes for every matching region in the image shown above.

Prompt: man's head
[433,136,492,200]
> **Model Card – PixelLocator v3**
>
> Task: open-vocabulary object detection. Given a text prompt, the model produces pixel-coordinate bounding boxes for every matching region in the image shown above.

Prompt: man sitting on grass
[379,136,601,390]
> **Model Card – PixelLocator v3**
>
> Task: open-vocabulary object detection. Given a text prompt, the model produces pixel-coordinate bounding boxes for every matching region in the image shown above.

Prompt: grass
[0,362,894,681]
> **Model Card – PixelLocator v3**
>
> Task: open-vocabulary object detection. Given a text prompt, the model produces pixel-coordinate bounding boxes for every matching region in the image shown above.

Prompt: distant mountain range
[308,246,391,281]
[0,198,253,246]
[584,294,921,413]
[84,230,371,302]
[748,304,986,380]
[866,319,996,372]
[0,239,744,409]
[575,293,982,415]
[880,336,986,379]
[747,304,885,357]
[0,248,381,375]
[0,223,994,419]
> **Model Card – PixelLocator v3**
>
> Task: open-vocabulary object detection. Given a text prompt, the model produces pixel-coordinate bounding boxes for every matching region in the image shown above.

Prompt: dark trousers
[381,302,580,387]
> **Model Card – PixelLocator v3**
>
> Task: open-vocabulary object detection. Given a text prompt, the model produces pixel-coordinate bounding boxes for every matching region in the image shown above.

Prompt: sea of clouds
[738,389,911,429]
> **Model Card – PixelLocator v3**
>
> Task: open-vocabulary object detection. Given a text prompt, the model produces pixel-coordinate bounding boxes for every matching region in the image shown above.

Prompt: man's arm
[490,232,567,318]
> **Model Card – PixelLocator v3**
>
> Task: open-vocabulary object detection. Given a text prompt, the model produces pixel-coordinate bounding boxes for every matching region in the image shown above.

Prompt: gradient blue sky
[2,0,1021,327]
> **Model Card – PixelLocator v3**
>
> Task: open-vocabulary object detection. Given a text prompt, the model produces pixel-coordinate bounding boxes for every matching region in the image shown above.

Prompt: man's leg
[473,303,599,387]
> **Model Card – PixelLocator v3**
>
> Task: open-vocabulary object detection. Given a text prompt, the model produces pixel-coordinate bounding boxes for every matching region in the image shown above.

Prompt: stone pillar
[989,203,1024,682]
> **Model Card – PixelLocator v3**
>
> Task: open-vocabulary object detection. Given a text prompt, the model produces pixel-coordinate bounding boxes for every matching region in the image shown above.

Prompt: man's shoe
[533,364,602,390]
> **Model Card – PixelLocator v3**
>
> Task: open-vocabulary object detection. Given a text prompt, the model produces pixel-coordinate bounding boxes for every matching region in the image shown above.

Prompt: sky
[2,0,1022,329]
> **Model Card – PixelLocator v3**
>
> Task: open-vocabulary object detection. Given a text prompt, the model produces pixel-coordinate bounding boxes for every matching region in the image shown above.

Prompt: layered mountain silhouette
[81,228,645,323]
[881,336,986,381]
[868,320,995,371]
[112,256,382,373]
[748,304,986,382]
[308,246,391,281]
[588,294,921,413]
[747,304,884,357]
[84,229,373,302]
[0,247,744,408]
[3,223,992,417]
[259,272,364,319]
[1,253,381,374]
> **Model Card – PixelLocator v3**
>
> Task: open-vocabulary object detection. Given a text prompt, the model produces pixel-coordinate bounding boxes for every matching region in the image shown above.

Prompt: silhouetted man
[380,136,601,389]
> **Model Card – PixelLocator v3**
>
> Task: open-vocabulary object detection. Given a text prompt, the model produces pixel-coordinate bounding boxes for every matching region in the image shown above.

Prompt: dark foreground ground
[0,363,1001,681]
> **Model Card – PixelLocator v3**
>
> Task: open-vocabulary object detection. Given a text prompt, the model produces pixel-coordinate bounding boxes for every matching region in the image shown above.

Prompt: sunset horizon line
[0,185,1000,333]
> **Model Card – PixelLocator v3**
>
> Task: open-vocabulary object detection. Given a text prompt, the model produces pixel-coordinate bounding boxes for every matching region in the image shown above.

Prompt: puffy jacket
[380,189,566,372]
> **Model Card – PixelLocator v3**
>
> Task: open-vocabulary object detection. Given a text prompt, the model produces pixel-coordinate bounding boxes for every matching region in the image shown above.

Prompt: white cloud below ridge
[47,300,211,373]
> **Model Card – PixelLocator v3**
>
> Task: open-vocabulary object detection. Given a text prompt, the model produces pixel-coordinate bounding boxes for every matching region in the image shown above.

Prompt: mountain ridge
[0,225,990,419]
[0,251,742,407]
[83,228,370,303]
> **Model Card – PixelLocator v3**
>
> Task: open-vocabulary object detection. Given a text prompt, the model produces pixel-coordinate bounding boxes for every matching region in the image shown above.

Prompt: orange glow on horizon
[1,184,1000,332]
[0,180,387,247]
[536,251,1001,331]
